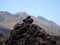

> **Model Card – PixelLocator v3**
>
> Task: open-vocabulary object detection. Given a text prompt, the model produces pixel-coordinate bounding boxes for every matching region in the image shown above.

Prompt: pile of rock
[5,16,56,45]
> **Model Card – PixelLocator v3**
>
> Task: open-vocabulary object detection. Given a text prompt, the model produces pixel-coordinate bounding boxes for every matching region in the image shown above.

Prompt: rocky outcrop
[5,24,56,45]
[5,16,56,45]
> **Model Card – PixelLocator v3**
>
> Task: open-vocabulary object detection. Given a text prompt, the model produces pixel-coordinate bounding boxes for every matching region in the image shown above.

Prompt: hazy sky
[0,0,60,25]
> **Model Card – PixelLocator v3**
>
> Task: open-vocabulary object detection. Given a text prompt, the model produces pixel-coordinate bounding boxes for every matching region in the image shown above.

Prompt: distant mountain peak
[15,12,29,17]
[0,11,8,13]
[0,11,13,16]
[17,12,27,14]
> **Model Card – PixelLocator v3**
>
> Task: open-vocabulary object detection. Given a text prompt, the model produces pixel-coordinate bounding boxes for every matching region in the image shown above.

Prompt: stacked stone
[5,16,56,45]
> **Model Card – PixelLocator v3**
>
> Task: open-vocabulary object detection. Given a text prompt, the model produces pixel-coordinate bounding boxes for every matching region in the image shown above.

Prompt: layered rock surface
[5,23,56,45]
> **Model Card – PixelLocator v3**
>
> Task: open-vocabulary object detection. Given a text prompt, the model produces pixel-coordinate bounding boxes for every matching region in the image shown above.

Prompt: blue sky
[0,0,60,25]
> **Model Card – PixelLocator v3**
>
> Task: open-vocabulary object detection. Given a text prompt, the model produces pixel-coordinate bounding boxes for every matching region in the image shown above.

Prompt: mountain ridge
[0,11,60,35]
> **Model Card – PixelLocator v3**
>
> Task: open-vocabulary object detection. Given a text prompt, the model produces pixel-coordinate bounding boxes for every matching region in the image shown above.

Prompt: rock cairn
[5,16,56,45]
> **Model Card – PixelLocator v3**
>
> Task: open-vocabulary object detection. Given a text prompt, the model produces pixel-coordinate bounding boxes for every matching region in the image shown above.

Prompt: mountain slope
[0,11,18,29]
[33,16,60,35]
